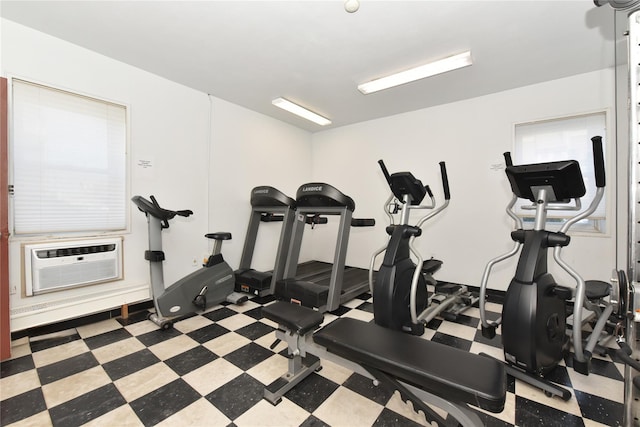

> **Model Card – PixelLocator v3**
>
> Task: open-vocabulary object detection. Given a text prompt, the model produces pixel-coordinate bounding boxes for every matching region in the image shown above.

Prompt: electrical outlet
[9,285,17,295]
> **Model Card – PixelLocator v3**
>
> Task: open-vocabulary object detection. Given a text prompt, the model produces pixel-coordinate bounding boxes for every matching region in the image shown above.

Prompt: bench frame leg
[264,328,321,405]
[365,365,450,426]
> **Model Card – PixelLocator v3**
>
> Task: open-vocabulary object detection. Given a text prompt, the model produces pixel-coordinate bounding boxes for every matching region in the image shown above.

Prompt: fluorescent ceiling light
[358,51,473,95]
[272,97,331,126]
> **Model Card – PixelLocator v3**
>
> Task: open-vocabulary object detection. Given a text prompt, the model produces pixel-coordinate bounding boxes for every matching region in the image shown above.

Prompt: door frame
[1,77,11,360]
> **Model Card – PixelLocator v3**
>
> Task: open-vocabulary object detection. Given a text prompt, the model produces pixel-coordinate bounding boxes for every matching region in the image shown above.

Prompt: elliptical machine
[133,195,247,329]
[479,137,626,399]
[370,160,478,336]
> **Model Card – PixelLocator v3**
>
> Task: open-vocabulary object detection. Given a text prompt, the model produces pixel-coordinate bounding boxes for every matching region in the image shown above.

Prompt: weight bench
[262,301,506,427]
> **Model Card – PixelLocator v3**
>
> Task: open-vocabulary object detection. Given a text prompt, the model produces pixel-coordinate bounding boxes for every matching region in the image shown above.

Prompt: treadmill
[275,182,375,312]
[234,186,297,296]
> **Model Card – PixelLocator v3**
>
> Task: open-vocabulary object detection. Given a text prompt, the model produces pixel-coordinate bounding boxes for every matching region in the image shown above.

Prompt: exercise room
[0,1,637,426]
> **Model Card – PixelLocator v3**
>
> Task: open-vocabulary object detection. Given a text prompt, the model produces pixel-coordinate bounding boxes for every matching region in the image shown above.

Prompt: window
[11,79,127,235]
[513,111,606,233]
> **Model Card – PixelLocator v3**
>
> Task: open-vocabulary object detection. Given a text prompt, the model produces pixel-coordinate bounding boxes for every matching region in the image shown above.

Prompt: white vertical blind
[514,112,607,219]
[12,79,127,234]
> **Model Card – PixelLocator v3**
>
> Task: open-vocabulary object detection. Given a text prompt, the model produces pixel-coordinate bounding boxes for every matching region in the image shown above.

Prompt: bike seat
[205,232,232,241]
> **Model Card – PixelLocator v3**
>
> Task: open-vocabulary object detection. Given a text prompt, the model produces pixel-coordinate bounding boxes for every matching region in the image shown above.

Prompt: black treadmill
[275,182,374,312]
[234,186,297,296]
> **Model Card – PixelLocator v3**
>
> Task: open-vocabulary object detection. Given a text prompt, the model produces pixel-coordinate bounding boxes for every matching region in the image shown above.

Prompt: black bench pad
[314,317,506,413]
[263,301,324,336]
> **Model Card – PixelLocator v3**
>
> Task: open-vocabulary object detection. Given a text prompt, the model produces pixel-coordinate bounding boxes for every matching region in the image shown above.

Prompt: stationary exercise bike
[370,160,478,336]
[132,195,247,329]
[479,137,627,399]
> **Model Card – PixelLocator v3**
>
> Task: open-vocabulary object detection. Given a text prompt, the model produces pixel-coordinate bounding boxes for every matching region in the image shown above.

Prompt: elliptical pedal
[434,283,463,295]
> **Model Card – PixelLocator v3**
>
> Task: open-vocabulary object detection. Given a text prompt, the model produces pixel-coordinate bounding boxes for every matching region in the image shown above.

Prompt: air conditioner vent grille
[35,244,117,259]
[24,238,123,296]
[39,259,118,290]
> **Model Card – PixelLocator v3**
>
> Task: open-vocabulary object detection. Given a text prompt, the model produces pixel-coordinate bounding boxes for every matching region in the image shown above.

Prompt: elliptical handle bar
[591,136,606,188]
[378,160,392,186]
[425,185,434,198]
[503,152,513,167]
[439,161,450,200]
[554,136,607,364]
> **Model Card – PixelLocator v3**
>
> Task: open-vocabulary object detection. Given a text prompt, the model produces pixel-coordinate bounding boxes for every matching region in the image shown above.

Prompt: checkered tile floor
[0,292,625,426]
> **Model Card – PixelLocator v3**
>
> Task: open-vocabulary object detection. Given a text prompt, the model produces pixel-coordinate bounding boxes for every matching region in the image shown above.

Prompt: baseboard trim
[11,300,153,341]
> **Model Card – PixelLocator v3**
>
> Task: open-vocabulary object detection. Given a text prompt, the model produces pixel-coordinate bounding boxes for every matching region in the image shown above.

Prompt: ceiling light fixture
[357,51,473,95]
[272,97,331,126]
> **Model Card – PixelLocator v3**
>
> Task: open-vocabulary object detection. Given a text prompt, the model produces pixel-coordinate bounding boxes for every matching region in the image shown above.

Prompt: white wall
[1,19,313,331]
[310,69,620,291]
[208,97,312,272]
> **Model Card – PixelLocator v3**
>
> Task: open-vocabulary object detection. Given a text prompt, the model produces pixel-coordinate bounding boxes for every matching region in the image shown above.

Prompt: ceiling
[0,1,616,132]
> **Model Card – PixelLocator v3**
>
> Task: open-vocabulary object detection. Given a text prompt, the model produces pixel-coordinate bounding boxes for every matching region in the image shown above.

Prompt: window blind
[12,79,127,234]
[513,112,607,220]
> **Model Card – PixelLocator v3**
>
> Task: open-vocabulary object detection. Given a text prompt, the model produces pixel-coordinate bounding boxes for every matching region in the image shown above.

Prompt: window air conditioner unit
[23,237,123,296]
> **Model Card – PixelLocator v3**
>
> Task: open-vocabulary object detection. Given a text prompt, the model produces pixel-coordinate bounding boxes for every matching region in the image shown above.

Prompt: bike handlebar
[133,195,193,229]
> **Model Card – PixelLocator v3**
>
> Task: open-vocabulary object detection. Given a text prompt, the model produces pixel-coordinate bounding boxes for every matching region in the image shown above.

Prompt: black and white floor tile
[0,293,625,426]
